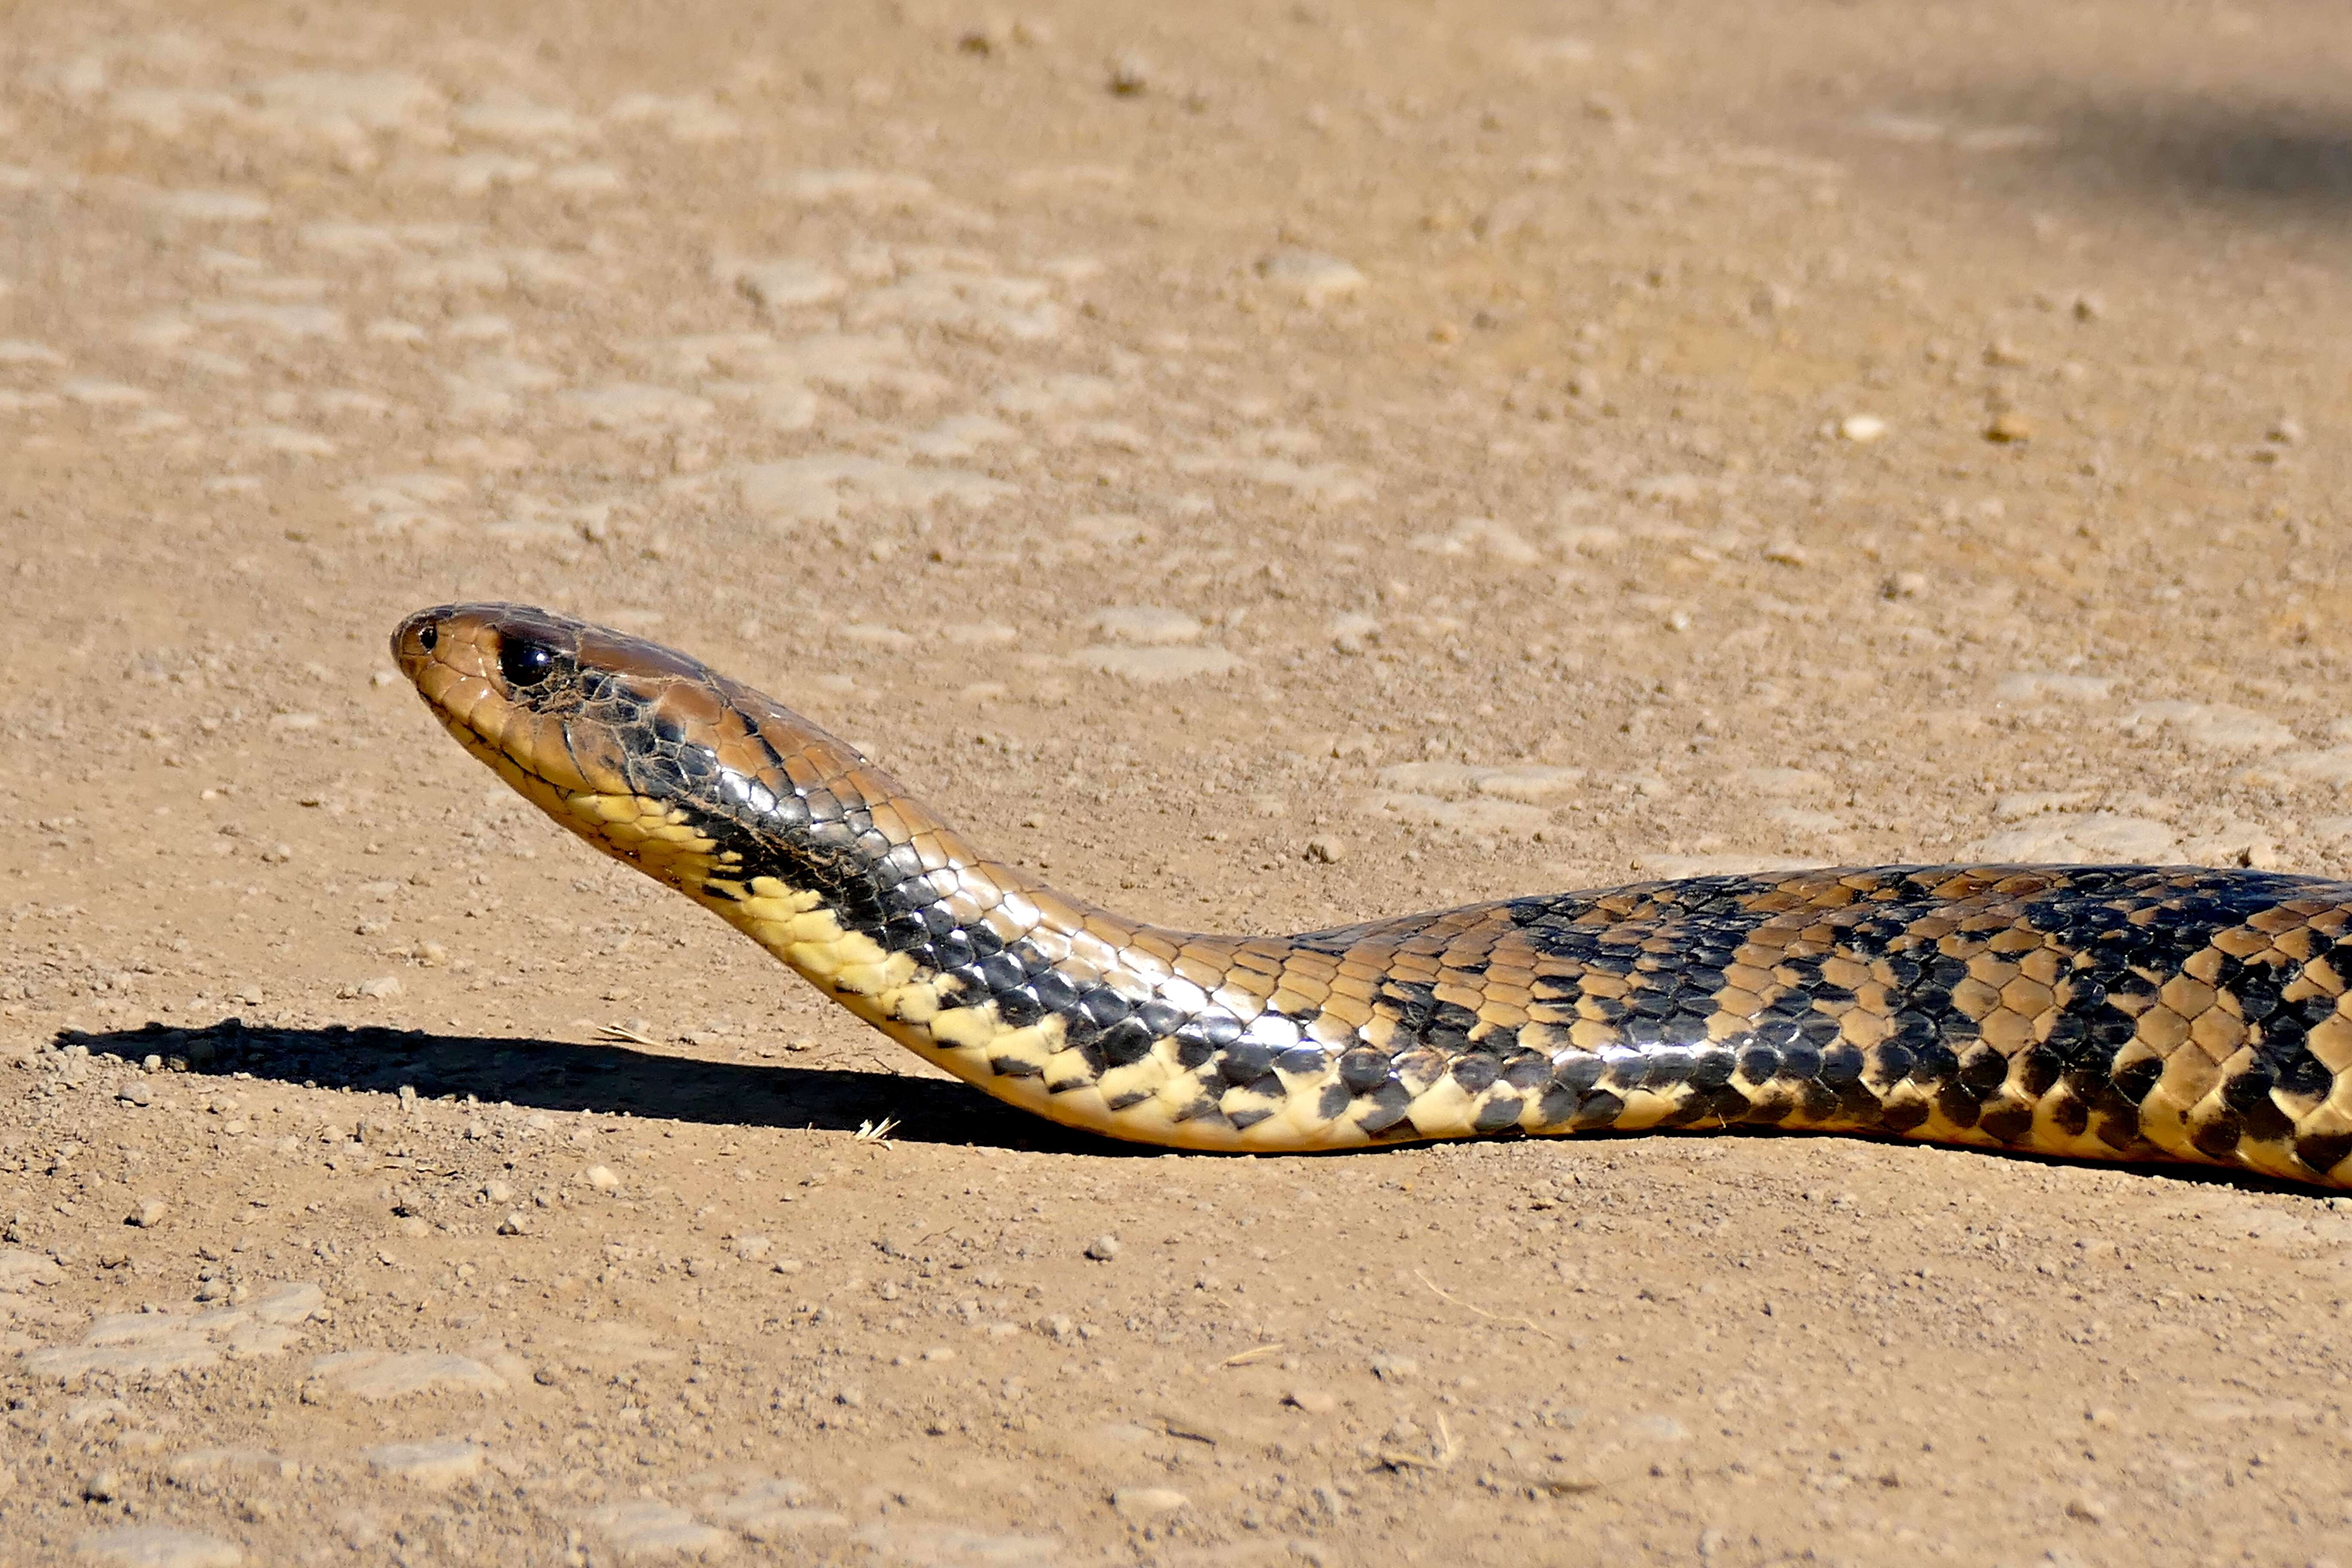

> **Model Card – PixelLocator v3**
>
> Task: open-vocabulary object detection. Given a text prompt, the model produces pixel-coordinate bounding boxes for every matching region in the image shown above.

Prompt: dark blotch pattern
[1304,865,2352,1184]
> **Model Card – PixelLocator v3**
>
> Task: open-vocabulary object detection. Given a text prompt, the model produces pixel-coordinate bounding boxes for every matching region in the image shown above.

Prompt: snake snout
[389,605,448,679]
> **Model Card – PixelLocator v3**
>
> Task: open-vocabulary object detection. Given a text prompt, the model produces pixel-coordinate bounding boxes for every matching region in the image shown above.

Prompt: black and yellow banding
[394,604,2352,1187]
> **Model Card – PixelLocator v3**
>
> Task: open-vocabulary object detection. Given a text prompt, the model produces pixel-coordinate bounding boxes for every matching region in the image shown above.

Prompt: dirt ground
[4,1,2352,1564]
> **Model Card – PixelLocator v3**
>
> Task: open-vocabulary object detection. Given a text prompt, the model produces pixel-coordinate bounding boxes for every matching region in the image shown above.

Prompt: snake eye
[499,635,557,689]
[417,622,438,652]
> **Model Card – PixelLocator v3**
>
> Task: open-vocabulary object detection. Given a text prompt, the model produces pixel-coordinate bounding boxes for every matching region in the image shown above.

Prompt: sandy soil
[4,1,2352,1564]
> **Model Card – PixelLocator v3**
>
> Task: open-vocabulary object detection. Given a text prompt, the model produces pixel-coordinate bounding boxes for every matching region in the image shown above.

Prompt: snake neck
[555,678,1259,1125]
[394,601,1288,1143]
[674,754,1098,1032]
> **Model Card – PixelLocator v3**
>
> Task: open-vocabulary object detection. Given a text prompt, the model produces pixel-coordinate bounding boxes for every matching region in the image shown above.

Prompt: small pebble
[1369,1352,1418,1382]
[1092,606,1202,645]
[730,258,846,312]
[1084,1234,1122,1261]
[127,1198,167,1229]
[1838,413,1886,442]
[1329,611,1380,653]
[1304,836,1347,864]
[118,1080,153,1108]
[2185,829,2280,871]
[1110,1485,1190,1518]
[2065,1493,2110,1524]
[583,1165,620,1191]
[1256,249,1367,308]
[83,1468,123,1502]
[1107,53,1150,95]
[1984,412,2034,443]
[1284,1388,1338,1415]
[497,1211,531,1236]
[361,1439,484,1487]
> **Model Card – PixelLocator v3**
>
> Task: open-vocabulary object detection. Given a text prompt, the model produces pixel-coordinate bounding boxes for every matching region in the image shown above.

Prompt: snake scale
[394,603,2352,1190]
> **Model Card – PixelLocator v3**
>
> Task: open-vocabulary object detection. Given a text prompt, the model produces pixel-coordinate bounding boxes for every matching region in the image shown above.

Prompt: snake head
[391,601,896,903]
[392,601,739,795]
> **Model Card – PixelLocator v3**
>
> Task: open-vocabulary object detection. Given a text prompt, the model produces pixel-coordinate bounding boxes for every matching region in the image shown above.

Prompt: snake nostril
[418,622,438,653]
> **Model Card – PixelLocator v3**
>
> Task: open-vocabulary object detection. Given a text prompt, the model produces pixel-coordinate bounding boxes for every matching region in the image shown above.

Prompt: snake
[392,602,2352,1190]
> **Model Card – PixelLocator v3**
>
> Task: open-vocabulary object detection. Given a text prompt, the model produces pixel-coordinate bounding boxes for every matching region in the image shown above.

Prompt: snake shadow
[55,1020,2335,1196]
[58,1018,1149,1156]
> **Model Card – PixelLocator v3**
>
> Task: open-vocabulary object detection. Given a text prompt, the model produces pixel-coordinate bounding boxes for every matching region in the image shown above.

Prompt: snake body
[394,603,2352,1189]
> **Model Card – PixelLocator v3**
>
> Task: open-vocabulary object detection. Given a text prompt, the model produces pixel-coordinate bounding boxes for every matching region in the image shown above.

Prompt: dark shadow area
[58,1018,1145,1157]
[55,1020,2333,1197]
[1897,85,2352,221]
[2051,95,2352,211]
